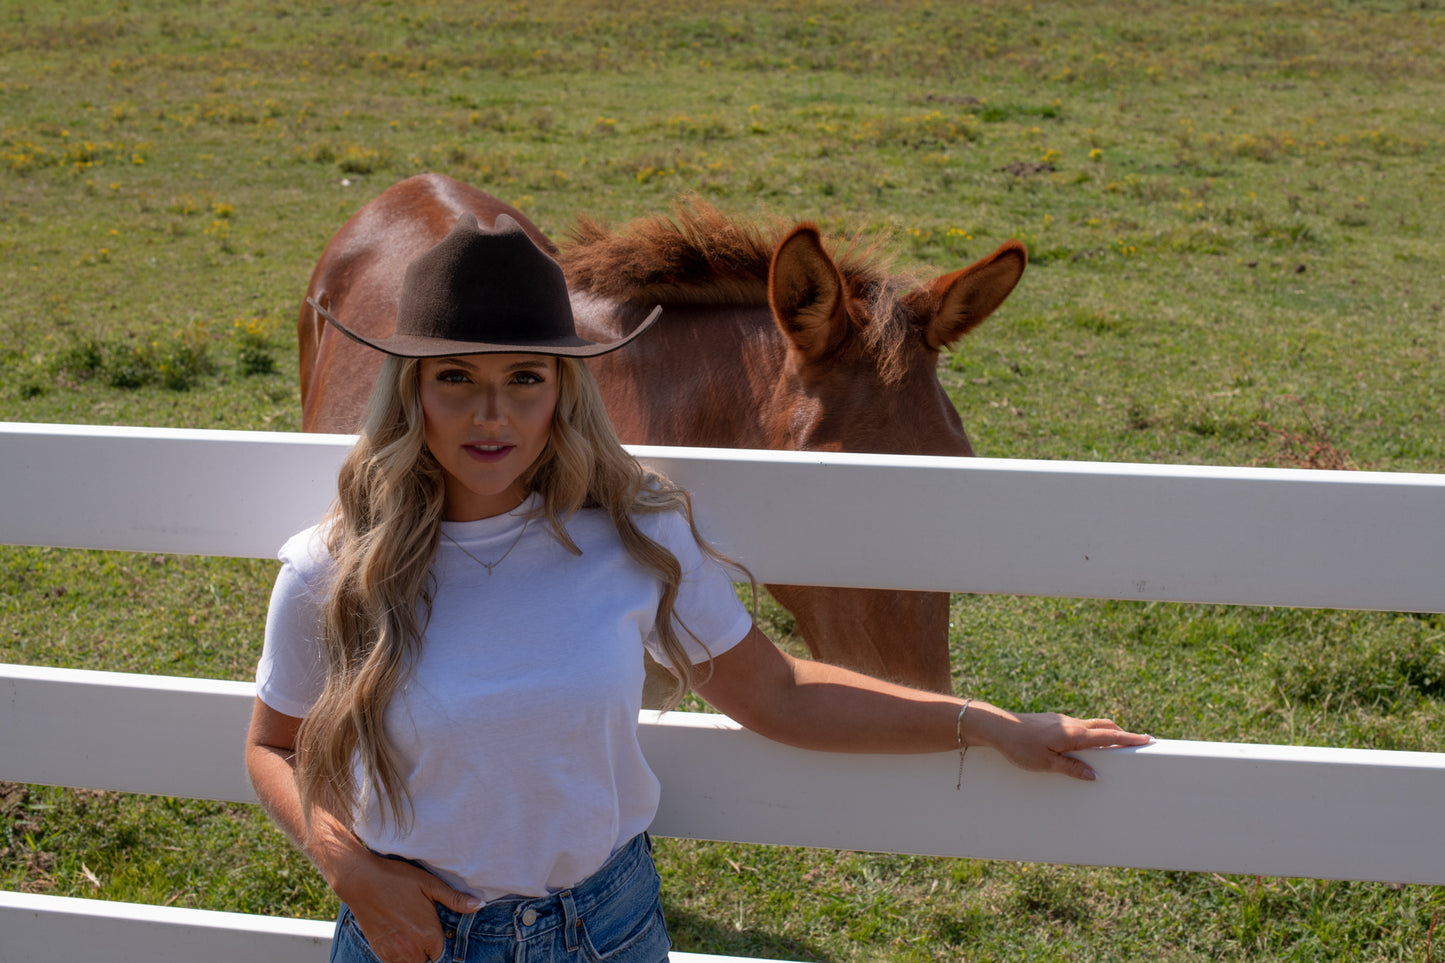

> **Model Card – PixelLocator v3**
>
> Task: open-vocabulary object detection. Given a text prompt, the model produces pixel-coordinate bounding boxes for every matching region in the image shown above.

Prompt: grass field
[2,1,1444,959]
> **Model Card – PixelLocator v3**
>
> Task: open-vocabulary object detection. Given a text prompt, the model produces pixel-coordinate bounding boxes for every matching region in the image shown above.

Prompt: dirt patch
[1254,399,1359,470]
[0,781,58,891]
[922,93,983,106]
[0,781,26,814]
[1001,160,1057,176]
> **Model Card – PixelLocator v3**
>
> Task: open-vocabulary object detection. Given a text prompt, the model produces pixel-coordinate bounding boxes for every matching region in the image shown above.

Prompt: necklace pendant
[441,516,530,576]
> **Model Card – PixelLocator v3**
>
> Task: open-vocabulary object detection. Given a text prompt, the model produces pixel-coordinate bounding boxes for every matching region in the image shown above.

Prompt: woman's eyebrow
[503,358,552,373]
[432,356,549,372]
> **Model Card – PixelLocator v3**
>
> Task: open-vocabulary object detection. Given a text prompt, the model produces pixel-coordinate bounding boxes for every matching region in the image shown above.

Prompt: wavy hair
[293,354,741,833]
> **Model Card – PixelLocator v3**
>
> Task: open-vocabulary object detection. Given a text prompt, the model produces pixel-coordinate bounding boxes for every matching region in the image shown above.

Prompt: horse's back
[298,174,552,433]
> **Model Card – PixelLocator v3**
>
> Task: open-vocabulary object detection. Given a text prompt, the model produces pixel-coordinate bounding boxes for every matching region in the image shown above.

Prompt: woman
[246,213,1150,963]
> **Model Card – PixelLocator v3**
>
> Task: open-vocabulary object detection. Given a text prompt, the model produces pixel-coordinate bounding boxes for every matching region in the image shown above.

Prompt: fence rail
[2,422,1443,962]
[3,421,1443,609]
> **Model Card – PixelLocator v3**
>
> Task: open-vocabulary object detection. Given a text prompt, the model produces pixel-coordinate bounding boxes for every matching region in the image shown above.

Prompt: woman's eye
[436,369,470,384]
[512,370,545,385]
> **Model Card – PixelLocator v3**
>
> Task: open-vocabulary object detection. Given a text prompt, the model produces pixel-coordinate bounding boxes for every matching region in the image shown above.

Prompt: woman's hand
[245,698,481,963]
[328,846,482,963]
[967,707,1152,781]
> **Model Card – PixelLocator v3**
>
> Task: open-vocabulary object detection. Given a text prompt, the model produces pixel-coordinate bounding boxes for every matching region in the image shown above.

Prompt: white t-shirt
[255,493,752,902]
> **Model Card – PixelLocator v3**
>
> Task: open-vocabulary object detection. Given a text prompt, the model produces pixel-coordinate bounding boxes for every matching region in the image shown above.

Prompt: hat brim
[307,296,662,359]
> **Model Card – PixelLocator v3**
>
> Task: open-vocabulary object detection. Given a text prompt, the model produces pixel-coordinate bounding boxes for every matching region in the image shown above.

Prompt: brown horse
[299,173,1026,697]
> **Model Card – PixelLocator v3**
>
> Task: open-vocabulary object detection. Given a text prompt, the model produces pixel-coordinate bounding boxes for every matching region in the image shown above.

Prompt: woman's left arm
[691,627,1150,781]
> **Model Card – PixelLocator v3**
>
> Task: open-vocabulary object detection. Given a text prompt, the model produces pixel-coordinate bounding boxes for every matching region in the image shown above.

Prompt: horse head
[758,225,1027,692]
[765,224,1026,457]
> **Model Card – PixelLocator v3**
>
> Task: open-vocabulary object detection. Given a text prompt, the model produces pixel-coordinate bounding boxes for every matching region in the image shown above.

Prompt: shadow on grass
[664,905,831,963]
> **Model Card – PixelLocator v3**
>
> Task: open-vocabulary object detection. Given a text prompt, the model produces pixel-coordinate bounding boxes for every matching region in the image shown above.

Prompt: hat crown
[307,210,661,358]
[396,213,576,347]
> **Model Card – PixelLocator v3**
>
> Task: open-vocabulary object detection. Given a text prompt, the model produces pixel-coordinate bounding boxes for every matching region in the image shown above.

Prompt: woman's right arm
[245,697,481,963]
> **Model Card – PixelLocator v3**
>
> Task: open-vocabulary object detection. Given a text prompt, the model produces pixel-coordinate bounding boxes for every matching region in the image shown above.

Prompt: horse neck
[581,299,788,450]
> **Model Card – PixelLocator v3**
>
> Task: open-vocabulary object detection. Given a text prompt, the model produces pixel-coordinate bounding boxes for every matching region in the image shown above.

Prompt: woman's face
[418,353,559,521]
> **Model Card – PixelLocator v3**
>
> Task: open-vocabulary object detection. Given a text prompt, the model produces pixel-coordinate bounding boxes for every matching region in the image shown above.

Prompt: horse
[299,173,1027,699]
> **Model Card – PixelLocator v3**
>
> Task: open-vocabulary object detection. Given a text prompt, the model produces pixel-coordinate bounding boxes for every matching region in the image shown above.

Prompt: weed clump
[232,316,279,377]
[49,327,217,392]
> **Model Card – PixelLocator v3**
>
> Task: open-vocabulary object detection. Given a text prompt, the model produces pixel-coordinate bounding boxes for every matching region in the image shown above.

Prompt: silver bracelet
[955,699,971,791]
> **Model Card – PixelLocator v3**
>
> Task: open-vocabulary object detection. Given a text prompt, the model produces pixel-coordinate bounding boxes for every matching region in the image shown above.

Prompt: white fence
[2,422,1443,962]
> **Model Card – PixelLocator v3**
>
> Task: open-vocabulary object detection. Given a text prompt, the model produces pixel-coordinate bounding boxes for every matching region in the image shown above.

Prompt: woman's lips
[463,443,514,463]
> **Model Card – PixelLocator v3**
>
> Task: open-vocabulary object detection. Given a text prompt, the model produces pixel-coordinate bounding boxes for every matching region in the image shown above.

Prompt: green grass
[2,0,1444,959]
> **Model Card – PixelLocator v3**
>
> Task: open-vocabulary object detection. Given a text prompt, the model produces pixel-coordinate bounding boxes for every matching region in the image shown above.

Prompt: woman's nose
[472,389,506,426]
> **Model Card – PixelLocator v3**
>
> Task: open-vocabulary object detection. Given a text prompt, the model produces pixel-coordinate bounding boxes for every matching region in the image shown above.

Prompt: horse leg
[763,585,954,694]
[640,586,953,709]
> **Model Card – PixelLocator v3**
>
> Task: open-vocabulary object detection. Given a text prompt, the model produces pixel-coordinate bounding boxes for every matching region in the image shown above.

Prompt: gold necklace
[440,517,530,576]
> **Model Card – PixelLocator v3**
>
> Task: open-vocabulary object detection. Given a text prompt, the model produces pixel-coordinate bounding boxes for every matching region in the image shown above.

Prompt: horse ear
[769,224,848,361]
[921,240,1028,350]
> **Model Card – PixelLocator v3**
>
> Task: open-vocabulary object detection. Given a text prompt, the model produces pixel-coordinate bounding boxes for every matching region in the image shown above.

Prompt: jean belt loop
[559,889,580,952]
[450,906,473,963]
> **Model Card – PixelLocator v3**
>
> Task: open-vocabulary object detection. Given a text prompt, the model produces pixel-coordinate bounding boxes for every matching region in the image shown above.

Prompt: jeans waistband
[434,832,654,942]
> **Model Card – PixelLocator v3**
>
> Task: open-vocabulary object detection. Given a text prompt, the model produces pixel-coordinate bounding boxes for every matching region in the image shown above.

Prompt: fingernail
[1082,768,1097,781]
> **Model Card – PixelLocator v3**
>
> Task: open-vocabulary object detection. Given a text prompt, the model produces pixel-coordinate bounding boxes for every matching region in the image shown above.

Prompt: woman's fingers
[1053,754,1098,781]
[1055,717,1147,745]
[351,901,443,963]
[991,712,1151,780]
[1056,717,1153,780]
[339,856,471,963]
[1049,718,1152,780]
[424,873,485,915]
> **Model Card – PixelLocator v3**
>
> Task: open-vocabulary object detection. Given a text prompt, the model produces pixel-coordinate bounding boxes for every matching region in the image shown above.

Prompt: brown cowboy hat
[307,212,661,358]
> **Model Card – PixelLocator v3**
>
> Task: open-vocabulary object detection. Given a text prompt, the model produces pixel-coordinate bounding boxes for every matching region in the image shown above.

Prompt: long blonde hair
[293,354,737,832]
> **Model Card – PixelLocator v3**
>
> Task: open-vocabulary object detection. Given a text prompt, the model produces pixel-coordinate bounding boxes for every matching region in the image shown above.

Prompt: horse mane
[557,199,896,310]
[558,199,924,383]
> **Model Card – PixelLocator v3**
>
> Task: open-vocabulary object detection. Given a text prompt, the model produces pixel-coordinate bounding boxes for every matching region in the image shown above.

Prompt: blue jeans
[329,833,670,963]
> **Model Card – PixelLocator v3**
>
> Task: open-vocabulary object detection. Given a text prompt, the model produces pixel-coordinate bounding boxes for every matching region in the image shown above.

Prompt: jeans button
[521,908,537,926]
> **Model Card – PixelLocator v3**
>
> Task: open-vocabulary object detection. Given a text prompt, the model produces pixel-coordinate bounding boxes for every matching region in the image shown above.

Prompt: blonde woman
[245,214,1149,963]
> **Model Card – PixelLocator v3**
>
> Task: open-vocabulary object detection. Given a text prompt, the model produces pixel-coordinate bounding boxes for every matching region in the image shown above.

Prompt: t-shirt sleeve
[642,511,754,668]
[254,528,331,719]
